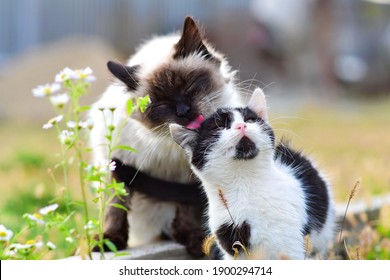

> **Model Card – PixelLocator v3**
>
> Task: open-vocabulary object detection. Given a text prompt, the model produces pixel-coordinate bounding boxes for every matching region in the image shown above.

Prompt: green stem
[68,80,92,259]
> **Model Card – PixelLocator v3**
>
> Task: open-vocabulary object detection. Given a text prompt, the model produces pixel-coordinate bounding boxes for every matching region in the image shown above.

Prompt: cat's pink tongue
[186,115,204,129]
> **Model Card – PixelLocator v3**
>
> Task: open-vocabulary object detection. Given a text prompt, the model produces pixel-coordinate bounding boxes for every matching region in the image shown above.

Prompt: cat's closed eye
[243,110,259,123]
[244,116,257,123]
[209,114,232,130]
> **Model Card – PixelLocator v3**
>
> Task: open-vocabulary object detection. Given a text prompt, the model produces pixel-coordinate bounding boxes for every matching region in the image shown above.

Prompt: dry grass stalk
[304,235,313,259]
[232,241,250,260]
[343,239,353,260]
[202,235,216,256]
[217,187,236,228]
[217,187,250,259]
[339,178,361,243]
[356,246,360,260]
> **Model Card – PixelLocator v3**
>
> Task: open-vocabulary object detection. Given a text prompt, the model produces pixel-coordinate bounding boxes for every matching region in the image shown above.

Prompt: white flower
[49,93,70,108]
[74,67,96,82]
[94,160,116,173]
[42,114,63,130]
[43,123,53,130]
[32,83,61,98]
[65,237,74,243]
[84,118,94,130]
[55,67,96,83]
[39,203,59,215]
[5,250,16,257]
[55,67,78,83]
[84,220,97,230]
[10,240,43,252]
[59,130,75,146]
[0,224,13,242]
[46,241,56,250]
[98,104,118,111]
[9,243,24,251]
[25,213,45,225]
[66,121,77,129]
[66,119,93,130]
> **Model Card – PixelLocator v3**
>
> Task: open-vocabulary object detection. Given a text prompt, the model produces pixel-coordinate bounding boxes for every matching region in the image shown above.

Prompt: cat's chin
[234,136,259,160]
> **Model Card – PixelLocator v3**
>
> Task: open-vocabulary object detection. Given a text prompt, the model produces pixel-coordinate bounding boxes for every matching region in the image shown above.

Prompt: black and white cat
[89,17,244,256]
[170,88,336,259]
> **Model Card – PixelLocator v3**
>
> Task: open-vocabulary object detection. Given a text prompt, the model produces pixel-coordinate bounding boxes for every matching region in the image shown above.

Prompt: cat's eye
[245,116,257,123]
[216,115,231,129]
[211,120,223,130]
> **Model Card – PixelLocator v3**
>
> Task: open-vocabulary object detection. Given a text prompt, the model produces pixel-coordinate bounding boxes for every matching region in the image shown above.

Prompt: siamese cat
[89,16,244,256]
[170,88,336,259]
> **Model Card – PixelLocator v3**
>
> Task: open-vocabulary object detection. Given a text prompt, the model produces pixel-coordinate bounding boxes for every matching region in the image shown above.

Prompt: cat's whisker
[261,81,276,92]
[269,115,308,122]
[272,128,303,141]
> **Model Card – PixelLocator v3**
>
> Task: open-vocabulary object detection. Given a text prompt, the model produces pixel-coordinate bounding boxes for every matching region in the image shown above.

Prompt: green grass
[0,95,389,259]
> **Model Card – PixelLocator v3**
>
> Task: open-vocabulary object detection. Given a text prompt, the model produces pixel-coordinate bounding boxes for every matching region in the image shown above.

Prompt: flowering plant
[0,67,149,260]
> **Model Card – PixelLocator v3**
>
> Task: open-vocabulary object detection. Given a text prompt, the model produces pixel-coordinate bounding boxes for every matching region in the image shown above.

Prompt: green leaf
[104,239,117,252]
[112,145,137,153]
[137,95,150,113]
[76,105,91,113]
[114,252,130,257]
[109,203,128,212]
[126,98,134,116]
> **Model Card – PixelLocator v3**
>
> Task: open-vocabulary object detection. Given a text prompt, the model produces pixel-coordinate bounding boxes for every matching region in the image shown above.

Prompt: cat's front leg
[172,203,206,258]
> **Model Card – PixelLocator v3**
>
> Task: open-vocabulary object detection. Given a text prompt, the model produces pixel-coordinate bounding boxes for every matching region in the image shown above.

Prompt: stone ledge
[65,241,192,260]
[65,194,390,260]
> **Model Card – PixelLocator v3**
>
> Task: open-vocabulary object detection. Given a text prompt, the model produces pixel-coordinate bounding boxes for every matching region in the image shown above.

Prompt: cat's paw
[184,230,206,258]
[172,228,205,258]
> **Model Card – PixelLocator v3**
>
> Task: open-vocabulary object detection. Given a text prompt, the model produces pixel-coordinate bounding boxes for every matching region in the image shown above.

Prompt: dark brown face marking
[143,64,219,128]
[216,221,251,256]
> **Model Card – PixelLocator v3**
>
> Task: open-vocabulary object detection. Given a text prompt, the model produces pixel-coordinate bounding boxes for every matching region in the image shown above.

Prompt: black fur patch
[234,137,259,160]
[216,221,251,256]
[172,203,207,258]
[274,142,329,234]
[191,109,234,170]
[111,159,204,204]
[110,159,207,257]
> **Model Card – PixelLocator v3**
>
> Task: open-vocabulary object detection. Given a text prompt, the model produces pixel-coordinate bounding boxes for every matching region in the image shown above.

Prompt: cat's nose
[176,103,190,117]
[235,123,247,133]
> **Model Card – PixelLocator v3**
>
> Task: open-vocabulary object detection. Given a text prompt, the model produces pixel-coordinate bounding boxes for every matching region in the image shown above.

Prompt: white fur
[180,106,335,260]
[89,34,244,247]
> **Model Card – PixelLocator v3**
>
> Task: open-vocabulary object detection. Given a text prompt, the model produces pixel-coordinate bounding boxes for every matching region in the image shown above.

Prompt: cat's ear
[107,61,139,91]
[248,88,268,121]
[169,124,197,155]
[174,16,213,61]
